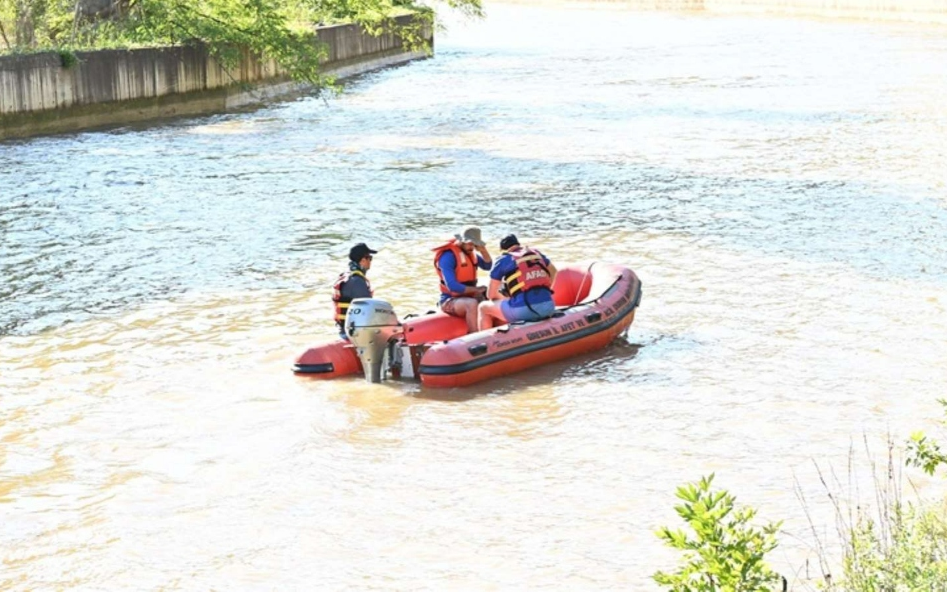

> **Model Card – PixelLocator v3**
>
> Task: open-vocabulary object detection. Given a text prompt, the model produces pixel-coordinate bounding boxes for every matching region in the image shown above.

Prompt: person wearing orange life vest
[434,227,493,334]
[478,234,557,331]
[332,242,377,340]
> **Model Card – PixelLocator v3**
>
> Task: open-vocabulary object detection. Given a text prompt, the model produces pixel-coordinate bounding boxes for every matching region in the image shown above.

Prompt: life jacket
[332,267,373,329]
[501,247,552,298]
[432,240,478,297]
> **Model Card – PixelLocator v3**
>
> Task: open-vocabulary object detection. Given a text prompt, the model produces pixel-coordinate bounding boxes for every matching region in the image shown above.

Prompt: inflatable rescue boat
[293,262,642,388]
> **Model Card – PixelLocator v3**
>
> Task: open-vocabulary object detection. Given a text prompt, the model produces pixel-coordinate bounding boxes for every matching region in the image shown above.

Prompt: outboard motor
[345,298,402,383]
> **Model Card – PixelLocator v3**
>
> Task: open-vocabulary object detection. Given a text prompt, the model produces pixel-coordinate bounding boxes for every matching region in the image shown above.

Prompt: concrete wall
[0,14,431,140]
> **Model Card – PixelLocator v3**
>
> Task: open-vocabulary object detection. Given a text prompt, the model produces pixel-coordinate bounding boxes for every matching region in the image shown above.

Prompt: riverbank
[494,0,947,24]
[0,15,431,141]
[703,0,947,24]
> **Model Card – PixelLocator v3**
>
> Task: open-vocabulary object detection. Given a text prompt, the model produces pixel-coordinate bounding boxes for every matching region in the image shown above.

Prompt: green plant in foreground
[837,500,947,592]
[654,474,784,592]
[907,398,947,476]
[802,436,947,592]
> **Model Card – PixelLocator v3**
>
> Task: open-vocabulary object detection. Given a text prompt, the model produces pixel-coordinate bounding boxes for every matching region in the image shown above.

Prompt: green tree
[126,0,330,83]
[0,0,482,82]
[654,474,784,592]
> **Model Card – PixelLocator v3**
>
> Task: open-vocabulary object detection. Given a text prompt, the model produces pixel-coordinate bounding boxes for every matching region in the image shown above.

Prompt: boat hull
[292,339,362,378]
[417,263,641,387]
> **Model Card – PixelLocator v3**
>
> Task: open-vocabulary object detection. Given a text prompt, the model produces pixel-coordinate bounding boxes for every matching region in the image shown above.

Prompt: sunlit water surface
[2,3,947,589]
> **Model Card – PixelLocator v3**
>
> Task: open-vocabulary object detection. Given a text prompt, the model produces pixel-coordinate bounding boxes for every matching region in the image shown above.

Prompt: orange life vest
[332,269,372,329]
[432,240,478,297]
[501,247,552,297]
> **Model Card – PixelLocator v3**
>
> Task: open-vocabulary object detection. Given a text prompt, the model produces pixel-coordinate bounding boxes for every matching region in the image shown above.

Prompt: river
[2,2,947,589]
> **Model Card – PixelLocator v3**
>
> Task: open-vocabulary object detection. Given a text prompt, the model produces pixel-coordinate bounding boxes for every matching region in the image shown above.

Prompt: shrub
[800,436,947,591]
[837,500,947,592]
[907,398,947,477]
[654,474,785,592]
[58,48,78,68]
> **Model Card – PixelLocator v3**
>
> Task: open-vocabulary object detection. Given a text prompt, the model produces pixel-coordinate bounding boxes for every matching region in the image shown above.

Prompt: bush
[907,398,947,477]
[799,436,947,591]
[654,474,785,592]
[58,48,77,68]
[838,500,947,592]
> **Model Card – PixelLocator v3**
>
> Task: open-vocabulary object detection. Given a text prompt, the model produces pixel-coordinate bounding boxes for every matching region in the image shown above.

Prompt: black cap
[349,242,378,262]
[500,234,519,250]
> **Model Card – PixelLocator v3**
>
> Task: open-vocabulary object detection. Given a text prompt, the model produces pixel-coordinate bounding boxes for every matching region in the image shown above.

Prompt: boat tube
[292,262,642,388]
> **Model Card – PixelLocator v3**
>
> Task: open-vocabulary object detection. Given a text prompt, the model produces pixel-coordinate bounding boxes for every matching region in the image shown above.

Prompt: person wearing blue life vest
[478,234,558,331]
[433,227,493,334]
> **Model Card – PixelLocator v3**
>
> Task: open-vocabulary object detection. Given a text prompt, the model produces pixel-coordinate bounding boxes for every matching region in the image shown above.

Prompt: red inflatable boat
[292,262,642,388]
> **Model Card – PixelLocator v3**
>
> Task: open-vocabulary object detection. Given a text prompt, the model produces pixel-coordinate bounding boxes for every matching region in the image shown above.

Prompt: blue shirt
[438,250,490,304]
[490,248,553,308]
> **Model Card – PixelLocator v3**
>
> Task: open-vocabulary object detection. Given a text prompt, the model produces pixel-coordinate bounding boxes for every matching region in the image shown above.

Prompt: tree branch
[70,0,82,46]
[0,20,11,50]
[172,1,255,37]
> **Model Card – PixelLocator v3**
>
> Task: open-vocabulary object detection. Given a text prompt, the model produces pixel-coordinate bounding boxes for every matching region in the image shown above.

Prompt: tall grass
[795,436,947,591]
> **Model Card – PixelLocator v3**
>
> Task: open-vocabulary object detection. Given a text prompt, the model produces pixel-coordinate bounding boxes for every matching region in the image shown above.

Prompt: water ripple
[2,3,947,589]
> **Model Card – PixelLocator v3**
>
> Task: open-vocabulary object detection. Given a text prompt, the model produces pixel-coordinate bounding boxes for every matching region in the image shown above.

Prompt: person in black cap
[478,234,557,330]
[331,242,378,339]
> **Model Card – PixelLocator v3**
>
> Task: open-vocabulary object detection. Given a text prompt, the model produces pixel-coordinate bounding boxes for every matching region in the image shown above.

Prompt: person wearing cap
[432,227,493,333]
[332,242,377,340]
[478,234,557,330]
